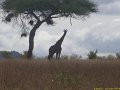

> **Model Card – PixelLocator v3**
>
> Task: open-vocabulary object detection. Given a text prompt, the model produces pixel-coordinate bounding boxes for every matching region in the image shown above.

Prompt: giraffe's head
[63,29,68,33]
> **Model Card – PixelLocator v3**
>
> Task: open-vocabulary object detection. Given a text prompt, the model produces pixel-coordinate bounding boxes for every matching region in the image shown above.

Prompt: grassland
[0,59,120,90]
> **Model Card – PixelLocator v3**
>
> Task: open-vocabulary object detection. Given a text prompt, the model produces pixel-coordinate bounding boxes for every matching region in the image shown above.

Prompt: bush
[88,49,97,59]
[21,51,28,58]
[0,51,12,58]
[21,51,35,59]
[61,55,69,60]
[70,54,82,60]
[107,55,116,60]
[116,52,120,59]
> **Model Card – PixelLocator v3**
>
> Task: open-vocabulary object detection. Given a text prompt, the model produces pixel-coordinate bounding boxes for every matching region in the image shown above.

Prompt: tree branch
[51,16,59,18]
[40,11,47,18]
[41,12,55,23]
[29,11,41,22]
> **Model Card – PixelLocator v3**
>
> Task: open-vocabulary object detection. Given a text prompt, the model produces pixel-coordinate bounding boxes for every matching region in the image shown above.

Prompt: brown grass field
[0,59,120,90]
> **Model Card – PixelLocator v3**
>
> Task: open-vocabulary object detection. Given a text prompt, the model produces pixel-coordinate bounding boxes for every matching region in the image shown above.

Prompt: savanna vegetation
[0,59,120,90]
[0,0,119,89]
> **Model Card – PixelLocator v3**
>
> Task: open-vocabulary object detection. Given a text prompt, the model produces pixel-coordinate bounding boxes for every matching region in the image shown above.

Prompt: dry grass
[0,59,120,90]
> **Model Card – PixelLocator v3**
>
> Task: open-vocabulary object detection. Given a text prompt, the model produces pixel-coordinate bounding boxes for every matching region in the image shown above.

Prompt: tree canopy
[2,0,97,18]
[0,0,98,59]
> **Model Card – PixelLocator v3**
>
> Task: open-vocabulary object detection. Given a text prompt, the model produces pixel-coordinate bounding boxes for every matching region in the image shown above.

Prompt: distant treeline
[0,51,26,59]
[0,50,120,60]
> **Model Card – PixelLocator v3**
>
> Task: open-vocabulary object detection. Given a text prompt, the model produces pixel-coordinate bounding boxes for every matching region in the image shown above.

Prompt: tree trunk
[27,11,54,59]
[27,21,41,59]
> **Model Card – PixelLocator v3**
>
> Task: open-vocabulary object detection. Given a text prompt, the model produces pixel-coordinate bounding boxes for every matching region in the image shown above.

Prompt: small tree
[0,0,97,59]
[116,52,120,59]
[88,49,97,59]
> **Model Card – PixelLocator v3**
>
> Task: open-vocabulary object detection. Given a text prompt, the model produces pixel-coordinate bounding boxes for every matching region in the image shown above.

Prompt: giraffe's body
[48,30,67,59]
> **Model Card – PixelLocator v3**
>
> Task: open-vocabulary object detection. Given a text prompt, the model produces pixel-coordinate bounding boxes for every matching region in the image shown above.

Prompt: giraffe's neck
[55,32,67,46]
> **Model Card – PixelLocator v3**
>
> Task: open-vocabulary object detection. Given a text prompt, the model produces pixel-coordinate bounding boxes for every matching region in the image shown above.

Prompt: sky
[0,0,120,58]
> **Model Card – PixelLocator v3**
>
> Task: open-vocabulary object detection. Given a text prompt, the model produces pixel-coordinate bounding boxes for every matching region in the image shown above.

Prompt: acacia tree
[0,0,97,59]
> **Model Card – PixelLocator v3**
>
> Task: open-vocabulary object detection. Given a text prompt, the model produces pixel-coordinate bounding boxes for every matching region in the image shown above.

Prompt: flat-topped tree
[0,0,97,59]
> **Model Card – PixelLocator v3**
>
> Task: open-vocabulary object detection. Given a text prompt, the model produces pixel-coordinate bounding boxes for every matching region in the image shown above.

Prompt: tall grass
[0,59,120,90]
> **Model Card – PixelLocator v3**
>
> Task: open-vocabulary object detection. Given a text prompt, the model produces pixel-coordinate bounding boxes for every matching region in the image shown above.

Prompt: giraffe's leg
[56,53,59,59]
[58,50,61,60]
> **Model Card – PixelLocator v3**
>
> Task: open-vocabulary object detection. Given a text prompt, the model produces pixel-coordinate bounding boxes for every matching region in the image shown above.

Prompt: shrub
[70,54,82,60]
[116,52,120,59]
[21,51,35,59]
[0,51,12,58]
[21,51,28,58]
[61,55,69,60]
[88,49,97,59]
[107,55,116,60]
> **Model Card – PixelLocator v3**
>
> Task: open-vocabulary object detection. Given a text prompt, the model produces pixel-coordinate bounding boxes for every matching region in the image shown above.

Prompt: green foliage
[88,49,97,59]
[0,51,12,58]
[1,0,97,17]
[0,51,22,59]
[1,0,98,26]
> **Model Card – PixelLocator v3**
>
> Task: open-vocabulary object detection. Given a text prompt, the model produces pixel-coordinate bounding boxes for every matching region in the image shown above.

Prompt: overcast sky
[0,0,120,58]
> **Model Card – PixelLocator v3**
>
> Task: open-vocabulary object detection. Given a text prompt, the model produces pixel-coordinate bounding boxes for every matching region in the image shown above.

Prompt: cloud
[112,19,120,23]
[93,0,119,4]
[99,1,120,15]
[91,23,103,28]
[0,22,28,53]
[92,0,120,15]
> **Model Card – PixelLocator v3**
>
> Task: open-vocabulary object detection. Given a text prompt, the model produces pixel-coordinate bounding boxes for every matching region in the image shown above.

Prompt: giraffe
[48,29,67,60]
